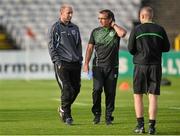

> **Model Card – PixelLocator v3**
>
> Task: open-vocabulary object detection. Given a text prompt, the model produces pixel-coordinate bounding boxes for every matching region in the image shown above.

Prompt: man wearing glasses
[83,9,126,125]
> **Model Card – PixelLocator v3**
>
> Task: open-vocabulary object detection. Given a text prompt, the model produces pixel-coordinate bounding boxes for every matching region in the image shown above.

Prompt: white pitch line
[74,102,90,106]
[169,107,180,110]
[54,98,60,101]
[52,98,129,108]
[53,99,90,106]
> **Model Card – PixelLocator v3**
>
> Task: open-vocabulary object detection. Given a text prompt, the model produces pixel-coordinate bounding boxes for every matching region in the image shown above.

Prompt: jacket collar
[59,19,73,27]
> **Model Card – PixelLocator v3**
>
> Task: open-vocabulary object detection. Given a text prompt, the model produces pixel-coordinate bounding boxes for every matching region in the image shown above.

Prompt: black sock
[149,119,156,127]
[137,117,144,126]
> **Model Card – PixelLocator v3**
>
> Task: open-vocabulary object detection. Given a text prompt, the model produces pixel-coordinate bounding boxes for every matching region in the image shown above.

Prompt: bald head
[59,4,73,24]
[139,6,154,23]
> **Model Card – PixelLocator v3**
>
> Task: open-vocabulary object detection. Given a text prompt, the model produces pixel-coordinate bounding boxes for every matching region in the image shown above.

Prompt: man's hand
[83,63,89,73]
[111,21,116,28]
[111,21,127,38]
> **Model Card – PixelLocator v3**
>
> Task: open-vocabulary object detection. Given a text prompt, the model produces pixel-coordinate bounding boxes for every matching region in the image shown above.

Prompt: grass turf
[0,77,180,135]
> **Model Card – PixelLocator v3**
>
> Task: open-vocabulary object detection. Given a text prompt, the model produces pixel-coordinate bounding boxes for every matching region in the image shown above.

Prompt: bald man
[48,4,82,125]
[128,6,170,134]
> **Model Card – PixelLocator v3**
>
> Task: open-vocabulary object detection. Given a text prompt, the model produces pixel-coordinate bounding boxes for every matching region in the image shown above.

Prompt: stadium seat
[0,0,141,50]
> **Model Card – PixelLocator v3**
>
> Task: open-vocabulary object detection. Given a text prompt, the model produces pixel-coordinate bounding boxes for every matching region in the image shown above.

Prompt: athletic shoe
[65,117,73,125]
[134,124,145,133]
[93,115,100,124]
[106,116,114,125]
[58,107,65,122]
[148,126,156,135]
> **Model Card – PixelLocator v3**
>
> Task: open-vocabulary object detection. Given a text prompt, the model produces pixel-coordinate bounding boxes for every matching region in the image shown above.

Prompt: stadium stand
[0,0,141,50]
[0,25,18,50]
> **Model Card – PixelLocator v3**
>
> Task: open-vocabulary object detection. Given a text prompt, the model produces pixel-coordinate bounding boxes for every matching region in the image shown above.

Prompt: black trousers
[92,66,118,117]
[54,61,81,118]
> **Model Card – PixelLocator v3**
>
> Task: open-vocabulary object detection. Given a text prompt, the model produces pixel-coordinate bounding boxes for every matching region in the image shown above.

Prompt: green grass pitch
[0,77,180,135]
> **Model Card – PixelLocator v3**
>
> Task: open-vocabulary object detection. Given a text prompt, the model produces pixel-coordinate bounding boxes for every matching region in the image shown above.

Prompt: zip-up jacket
[128,22,170,65]
[48,20,83,65]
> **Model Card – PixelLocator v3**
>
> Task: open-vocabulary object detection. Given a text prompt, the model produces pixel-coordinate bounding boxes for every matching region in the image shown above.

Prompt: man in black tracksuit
[128,6,170,134]
[83,9,126,125]
[48,4,82,125]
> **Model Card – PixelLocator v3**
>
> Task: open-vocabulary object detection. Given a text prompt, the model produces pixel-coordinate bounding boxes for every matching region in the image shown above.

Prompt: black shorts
[133,64,162,95]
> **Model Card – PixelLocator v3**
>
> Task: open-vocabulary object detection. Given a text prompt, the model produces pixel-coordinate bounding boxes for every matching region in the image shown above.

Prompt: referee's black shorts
[133,64,162,95]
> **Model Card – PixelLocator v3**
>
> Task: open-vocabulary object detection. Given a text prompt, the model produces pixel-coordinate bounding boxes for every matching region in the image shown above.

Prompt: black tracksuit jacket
[128,22,170,65]
[48,20,83,65]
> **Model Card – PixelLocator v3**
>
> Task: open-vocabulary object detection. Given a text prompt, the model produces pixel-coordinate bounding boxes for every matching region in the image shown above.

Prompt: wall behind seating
[0,50,179,79]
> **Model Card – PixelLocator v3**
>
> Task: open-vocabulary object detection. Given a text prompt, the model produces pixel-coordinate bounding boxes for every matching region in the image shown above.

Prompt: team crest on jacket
[109,31,115,37]
[71,30,76,35]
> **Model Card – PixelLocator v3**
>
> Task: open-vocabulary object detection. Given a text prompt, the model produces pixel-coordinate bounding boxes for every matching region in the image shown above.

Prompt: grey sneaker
[93,115,100,124]
[65,117,73,125]
[58,107,65,122]
[106,116,114,125]
[148,126,156,135]
[134,124,145,133]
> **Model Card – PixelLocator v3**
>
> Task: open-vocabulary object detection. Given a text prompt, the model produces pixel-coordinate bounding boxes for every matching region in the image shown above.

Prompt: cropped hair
[99,9,115,21]
[139,6,154,18]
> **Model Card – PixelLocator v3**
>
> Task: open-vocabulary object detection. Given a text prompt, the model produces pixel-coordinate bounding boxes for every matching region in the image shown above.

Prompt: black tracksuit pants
[54,61,81,118]
[92,66,118,117]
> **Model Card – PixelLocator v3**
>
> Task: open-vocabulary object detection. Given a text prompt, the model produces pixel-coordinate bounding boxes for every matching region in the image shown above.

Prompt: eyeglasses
[98,17,108,20]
